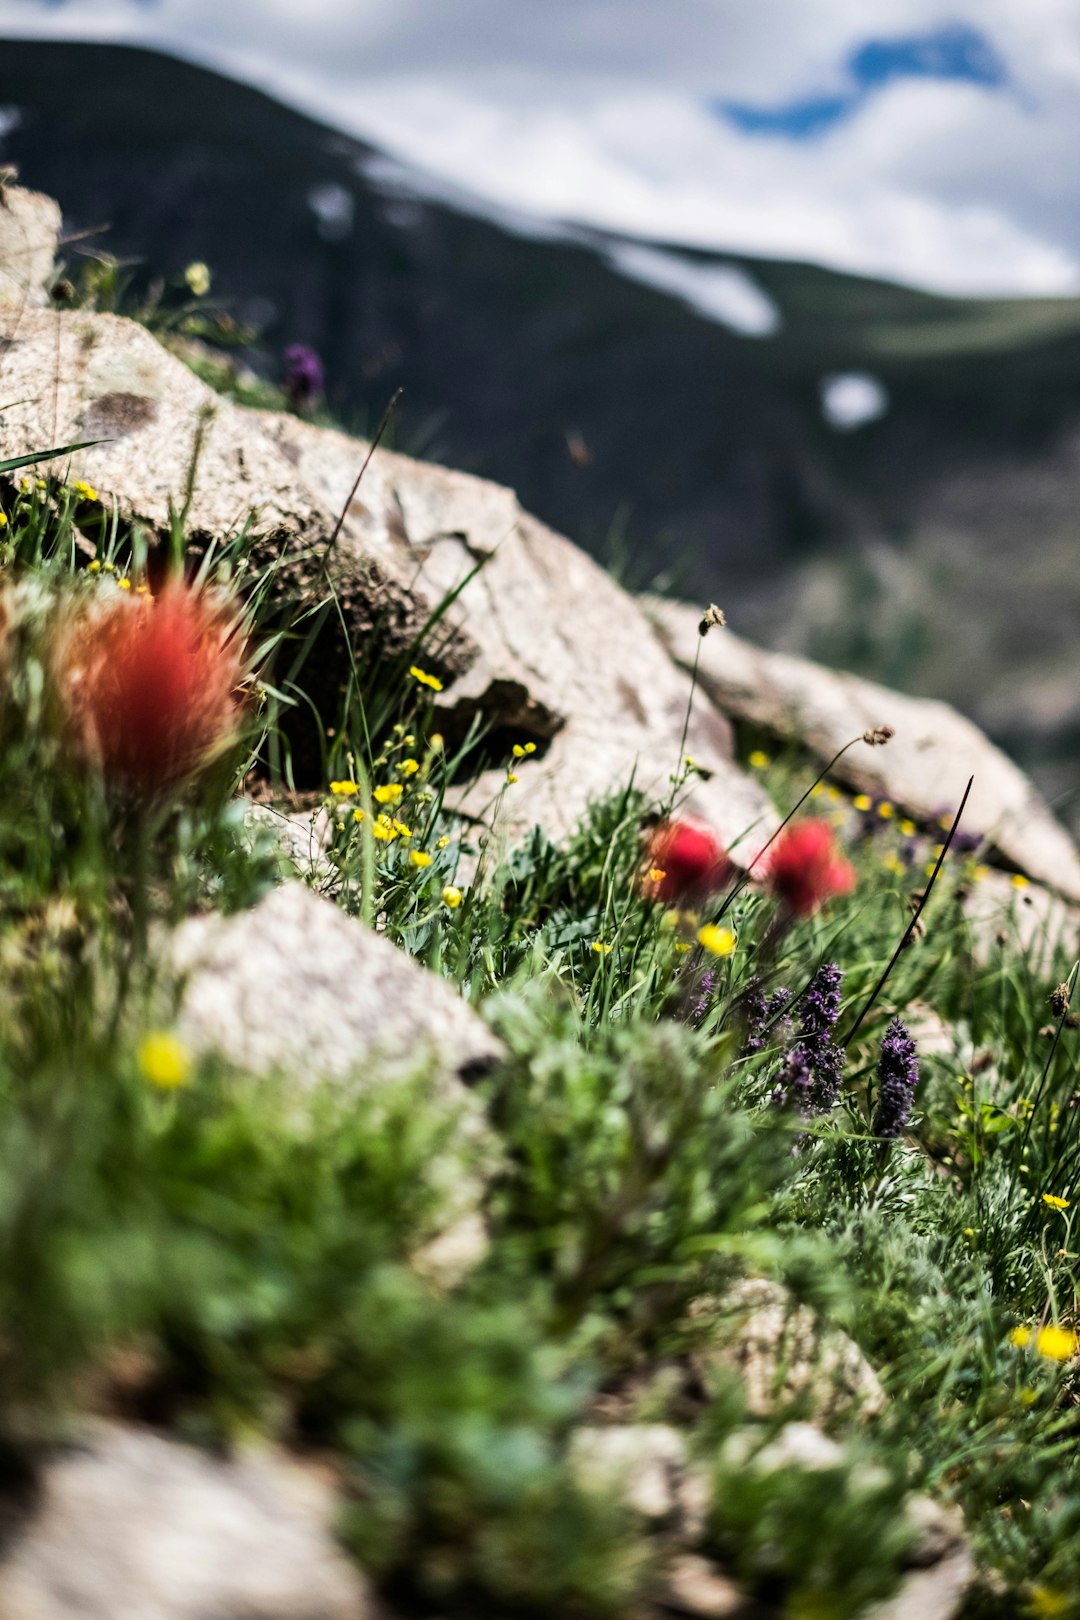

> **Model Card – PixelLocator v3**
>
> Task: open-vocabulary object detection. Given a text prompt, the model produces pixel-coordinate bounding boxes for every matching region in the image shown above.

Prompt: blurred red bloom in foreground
[57,584,245,798]
[762,820,855,917]
[642,817,732,906]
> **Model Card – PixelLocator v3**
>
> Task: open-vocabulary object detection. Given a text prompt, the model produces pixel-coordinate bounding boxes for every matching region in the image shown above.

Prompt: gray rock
[691,1279,886,1422]
[0,185,60,310]
[571,1424,698,1529]
[171,881,502,1088]
[660,1554,754,1617]
[0,1420,371,1620]
[257,411,777,857]
[169,884,502,1256]
[0,302,774,860]
[646,597,1080,902]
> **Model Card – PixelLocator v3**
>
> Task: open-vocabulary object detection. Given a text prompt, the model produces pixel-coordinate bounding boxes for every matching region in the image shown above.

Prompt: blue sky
[718,24,1010,139]
[2,0,1080,296]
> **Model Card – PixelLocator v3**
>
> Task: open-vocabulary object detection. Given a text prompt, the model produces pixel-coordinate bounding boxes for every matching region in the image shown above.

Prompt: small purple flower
[689,968,717,1026]
[284,343,325,410]
[741,978,792,1056]
[774,963,845,1116]
[872,1017,919,1140]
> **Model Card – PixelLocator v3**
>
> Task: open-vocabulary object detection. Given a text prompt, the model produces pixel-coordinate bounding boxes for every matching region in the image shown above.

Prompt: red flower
[642,818,732,905]
[57,583,246,799]
[762,820,855,918]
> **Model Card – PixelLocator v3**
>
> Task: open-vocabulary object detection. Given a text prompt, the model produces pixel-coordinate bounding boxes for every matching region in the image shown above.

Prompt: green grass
[3,455,1080,1619]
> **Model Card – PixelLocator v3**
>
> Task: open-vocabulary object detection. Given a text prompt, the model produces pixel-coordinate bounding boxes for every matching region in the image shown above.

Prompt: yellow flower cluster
[1009,1323,1079,1361]
[137,1031,192,1090]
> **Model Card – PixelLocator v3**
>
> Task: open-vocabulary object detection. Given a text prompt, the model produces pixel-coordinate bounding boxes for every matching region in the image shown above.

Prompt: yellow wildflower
[512,743,526,758]
[409,850,433,868]
[118,577,132,591]
[1012,873,1030,890]
[1018,1386,1038,1408]
[1042,1193,1070,1211]
[525,742,537,753]
[430,733,445,751]
[748,750,769,770]
[1037,1325,1078,1361]
[391,819,413,838]
[436,836,450,849]
[330,779,359,796]
[648,867,667,885]
[506,772,519,784]
[853,793,872,812]
[442,885,462,909]
[409,665,443,692]
[87,558,101,573]
[371,817,397,842]
[137,1031,192,1090]
[697,924,736,957]
[353,808,365,824]
[899,819,916,837]
[674,942,692,954]
[184,260,211,297]
[591,941,613,955]
[72,480,98,502]
[883,854,905,877]
[401,759,420,775]
[374,783,403,805]
[825,784,842,803]
[1009,1326,1031,1348]
[877,801,894,819]
[135,584,149,595]
[0,512,7,529]
[1030,1586,1070,1618]
[103,561,116,573]
[808,782,824,798]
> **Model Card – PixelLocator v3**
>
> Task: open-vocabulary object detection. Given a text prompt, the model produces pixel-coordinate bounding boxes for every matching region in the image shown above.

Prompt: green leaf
[0,440,104,476]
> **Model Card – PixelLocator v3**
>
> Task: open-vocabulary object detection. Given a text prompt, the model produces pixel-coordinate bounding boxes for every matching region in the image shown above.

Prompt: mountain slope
[2,39,1080,812]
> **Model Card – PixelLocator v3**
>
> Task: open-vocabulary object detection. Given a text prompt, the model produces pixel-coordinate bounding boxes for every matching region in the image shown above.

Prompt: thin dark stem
[842,775,974,1050]
[318,386,403,576]
[714,734,868,922]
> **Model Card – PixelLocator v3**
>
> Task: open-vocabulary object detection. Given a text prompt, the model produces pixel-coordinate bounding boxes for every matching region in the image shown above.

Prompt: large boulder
[258,410,772,852]
[170,881,502,1090]
[0,1420,372,1620]
[647,597,1080,902]
[0,270,774,853]
[0,182,60,309]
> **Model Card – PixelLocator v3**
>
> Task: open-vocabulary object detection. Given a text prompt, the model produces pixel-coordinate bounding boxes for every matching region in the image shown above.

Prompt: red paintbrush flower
[642,817,732,906]
[56,582,246,799]
[762,820,855,918]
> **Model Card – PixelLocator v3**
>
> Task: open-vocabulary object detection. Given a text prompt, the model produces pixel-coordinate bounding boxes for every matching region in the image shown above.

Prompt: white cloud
[4,0,1080,293]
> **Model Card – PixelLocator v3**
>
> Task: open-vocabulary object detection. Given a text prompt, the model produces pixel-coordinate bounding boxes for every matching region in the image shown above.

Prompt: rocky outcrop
[0,183,60,309]
[0,292,774,853]
[647,597,1080,902]
[0,1420,372,1620]
[689,1279,886,1423]
[170,881,502,1088]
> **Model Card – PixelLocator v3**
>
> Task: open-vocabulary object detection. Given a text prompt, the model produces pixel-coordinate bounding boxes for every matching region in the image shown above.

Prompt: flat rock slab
[0,184,60,309]
[171,881,502,1088]
[647,598,1080,902]
[259,412,777,856]
[0,1420,371,1620]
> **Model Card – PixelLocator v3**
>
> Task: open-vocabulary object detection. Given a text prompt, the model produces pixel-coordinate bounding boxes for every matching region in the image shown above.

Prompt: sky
[3,0,1080,296]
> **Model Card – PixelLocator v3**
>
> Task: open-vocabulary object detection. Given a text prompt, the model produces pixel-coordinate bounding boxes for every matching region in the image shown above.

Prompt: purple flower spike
[872,1017,919,1140]
[284,343,325,409]
[774,963,845,1116]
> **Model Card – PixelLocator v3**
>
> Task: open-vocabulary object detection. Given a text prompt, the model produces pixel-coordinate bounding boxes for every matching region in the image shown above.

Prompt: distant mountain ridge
[2,38,1080,816]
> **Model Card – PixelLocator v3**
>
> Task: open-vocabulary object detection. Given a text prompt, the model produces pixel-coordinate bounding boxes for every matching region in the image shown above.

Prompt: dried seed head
[863,725,895,746]
[1050,983,1072,1018]
[698,603,727,636]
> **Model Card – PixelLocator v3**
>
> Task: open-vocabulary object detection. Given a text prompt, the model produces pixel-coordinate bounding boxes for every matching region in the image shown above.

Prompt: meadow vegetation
[2,394,1080,1620]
